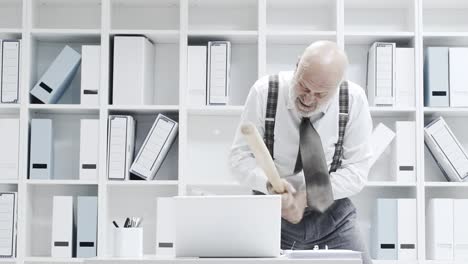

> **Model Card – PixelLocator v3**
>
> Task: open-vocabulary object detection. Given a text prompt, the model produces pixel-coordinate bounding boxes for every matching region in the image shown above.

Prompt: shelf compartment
[344,0,415,32]
[111,0,180,30]
[25,184,98,258]
[109,34,180,105]
[423,0,468,32]
[29,32,101,105]
[31,0,101,30]
[188,0,257,31]
[266,0,336,32]
[105,184,177,256]
[28,112,100,181]
[0,0,22,29]
[107,110,179,182]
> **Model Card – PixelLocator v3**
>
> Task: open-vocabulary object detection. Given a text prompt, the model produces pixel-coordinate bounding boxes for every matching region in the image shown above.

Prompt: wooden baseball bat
[240,122,285,193]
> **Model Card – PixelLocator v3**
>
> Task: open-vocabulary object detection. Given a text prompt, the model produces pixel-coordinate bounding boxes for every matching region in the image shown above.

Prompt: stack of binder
[0,192,17,258]
[51,196,98,258]
[0,40,20,104]
[424,117,468,182]
[366,42,415,107]
[372,198,417,260]
[424,47,468,107]
[188,41,231,106]
[107,114,178,181]
[30,45,81,104]
[428,199,468,260]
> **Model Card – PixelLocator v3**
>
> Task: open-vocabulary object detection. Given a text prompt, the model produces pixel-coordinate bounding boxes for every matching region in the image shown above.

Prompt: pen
[123,217,130,228]
[113,221,119,228]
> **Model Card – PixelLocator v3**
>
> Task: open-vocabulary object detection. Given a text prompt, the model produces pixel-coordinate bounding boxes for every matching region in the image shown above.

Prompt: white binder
[449,48,468,107]
[188,46,207,106]
[0,119,19,180]
[395,121,416,182]
[156,197,175,256]
[0,192,17,258]
[366,42,396,106]
[454,199,468,260]
[207,41,231,105]
[424,47,449,107]
[76,196,98,258]
[373,199,398,260]
[81,45,101,106]
[29,119,53,180]
[130,114,178,180]
[30,45,81,104]
[428,199,453,260]
[51,196,73,258]
[397,199,417,260]
[113,36,154,105]
[369,123,395,167]
[424,117,468,182]
[79,119,99,181]
[1,40,20,103]
[395,48,415,107]
[107,115,135,180]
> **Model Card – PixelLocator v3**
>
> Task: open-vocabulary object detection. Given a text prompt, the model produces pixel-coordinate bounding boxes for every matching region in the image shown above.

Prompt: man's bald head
[291,41,349,116]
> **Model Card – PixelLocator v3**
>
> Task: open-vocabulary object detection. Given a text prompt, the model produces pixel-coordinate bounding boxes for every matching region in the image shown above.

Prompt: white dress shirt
[229,71,373,200]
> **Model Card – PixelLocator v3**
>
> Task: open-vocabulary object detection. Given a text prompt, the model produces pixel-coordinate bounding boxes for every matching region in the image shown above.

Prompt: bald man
[230,41,373,264]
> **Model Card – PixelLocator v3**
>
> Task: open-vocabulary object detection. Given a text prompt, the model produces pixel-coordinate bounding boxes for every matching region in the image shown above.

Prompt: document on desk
[0,192,17,258]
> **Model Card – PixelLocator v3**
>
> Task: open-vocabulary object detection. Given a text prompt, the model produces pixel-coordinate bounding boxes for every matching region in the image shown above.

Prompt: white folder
[113,36,154,105]
[51,196,73,258]
[76,196,98,258]
[395,121,416,182]
[0,192,17,258]
[424,117,468,182]
[130,114,178,181]
[428,199,453,260]
[369,123,395,167]
[81,45,101,106]
[454,199,468,260]
[207,41,231,105]
[80,119,99,181]
[29,119,53,180]
[30,45,81,104]
[395,48,415,107]
[449,48,468,107]
[156,197,175,256]
[188,46,207,106]
[424,47,450,107]
[367,42,396,106]
[107,115,135,180]
[0,119,19,180]
[397,199,417,260]
[373,199,398,260]
[1,40,20,103]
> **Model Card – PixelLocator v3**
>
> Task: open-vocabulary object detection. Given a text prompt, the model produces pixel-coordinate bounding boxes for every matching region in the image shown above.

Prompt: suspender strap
[264,74,279,159]
[329,81,349,173]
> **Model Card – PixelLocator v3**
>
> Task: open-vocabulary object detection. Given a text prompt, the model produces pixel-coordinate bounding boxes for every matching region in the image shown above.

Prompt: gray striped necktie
[294,117,334,212]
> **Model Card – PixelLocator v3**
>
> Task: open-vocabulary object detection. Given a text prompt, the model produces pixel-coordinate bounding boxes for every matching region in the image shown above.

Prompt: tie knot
[301,117,310,124]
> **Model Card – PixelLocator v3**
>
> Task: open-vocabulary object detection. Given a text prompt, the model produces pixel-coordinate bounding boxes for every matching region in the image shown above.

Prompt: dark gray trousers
[281,198,372,264]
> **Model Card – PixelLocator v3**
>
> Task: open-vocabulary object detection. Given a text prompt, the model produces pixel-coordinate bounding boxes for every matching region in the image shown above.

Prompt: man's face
[292,75,337,116]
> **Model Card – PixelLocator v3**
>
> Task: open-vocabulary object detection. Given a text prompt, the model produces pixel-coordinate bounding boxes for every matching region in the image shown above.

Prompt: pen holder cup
[114,227,144,258]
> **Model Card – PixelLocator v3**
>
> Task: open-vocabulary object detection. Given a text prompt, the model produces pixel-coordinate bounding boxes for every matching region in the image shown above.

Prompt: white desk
[85,256,361,264]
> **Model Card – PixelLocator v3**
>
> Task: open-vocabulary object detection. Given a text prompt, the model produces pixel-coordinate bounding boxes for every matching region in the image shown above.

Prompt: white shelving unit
[0,0,467,263]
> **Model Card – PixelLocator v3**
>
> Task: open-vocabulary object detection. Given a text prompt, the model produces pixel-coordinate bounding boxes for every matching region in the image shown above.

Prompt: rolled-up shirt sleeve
[330,86,373,200]
[229,78,269,194]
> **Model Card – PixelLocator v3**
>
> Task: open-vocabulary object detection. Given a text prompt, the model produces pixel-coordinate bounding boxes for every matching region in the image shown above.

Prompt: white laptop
[174,195,281,258]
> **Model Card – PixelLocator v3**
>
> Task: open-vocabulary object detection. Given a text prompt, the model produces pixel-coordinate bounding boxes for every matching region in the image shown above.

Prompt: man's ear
[296,56,301,69]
